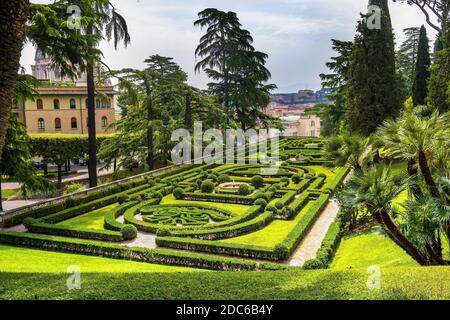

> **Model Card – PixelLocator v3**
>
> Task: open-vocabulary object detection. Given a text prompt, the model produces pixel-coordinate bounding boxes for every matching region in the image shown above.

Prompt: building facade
[12,49,117,135]
[279,115,321,137]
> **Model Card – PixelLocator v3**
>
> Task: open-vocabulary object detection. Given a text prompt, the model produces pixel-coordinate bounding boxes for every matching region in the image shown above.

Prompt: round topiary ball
[266,205,277,213]
[275,201,284,210]
[201,180,215,193]
[250,175,264,188]
[291,174,301,184]
[207,174,218,182]
[121,225,138,240]
[238,184,251,196]
[173,187,184,200]
[217,174,231,184]
[254,198,268,209]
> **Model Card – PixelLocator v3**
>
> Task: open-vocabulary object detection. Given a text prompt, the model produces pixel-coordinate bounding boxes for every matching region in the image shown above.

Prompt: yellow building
[13,86,117,135]
[12,49,117,135]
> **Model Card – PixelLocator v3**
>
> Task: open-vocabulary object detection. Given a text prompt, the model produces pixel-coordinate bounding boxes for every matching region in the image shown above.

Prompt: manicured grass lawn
[331,228,418,269]
[2,266,450,299]
[1,189,18,200]
[161,194,251,216]
[0,244,204,273]
[219,201,316,248]
[57,204,120,230]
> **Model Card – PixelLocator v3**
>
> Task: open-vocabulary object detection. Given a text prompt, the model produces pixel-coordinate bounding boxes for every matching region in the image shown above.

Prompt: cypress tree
[347,0,402,136]
[412,25,431,106]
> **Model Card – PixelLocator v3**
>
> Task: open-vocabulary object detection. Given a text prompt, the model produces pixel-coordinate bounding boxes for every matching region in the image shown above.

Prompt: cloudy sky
[20,0,438,93]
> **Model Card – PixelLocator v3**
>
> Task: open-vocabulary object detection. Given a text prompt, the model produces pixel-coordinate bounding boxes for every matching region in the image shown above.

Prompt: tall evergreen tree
[412,25,431,106]
[346,0,402,136]
[396,27,421,91]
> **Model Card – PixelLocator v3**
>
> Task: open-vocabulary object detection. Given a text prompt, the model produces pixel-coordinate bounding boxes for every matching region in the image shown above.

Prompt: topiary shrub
[217,174,231,184]
[157,226,171,237]
[250,175,264,188]
[254,198,268,210]
[254,192,269,201]
[201,180,215,193]
[291,174,301,184]
[130,195,140,202]
[121,225,138,240]
[275,201,284,210]
[280,177,289,185]
[118,195,130,205]
[153,192,164,200]
[274,244,290,260]
[238,184,251,196]
[23,217,37,229]
[266,205,277,213]
[173,188,184,199]
[207,174,218,182]
[268,185,278,192]
[281,206,293,219]
[196,179,203,188]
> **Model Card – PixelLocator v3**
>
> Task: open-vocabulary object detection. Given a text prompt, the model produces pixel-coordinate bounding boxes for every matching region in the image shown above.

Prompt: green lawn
[2,266,450,299]
[331,228,418,269]
[57,204,120,230]
[161,194,251,216]
[219,201,316,248]
[1,189,18,200]
[0,244,204,273]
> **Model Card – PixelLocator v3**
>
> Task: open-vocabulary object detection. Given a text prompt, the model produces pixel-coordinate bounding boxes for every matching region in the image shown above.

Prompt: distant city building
[270,88,332,105]
[279,115,321,137]
[12,49,117,135]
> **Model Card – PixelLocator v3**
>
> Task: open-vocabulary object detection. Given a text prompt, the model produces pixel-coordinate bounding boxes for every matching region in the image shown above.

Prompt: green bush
[173,188,184,200]
[268,185,278,192]
[250,175,264,188]
[275,201,284,210]
[201,180,215,193]
[266,205,277,213]
[207,174,218,182]
[254,198,267,210]
[196,179,203,188]
[238,184,251,196]
[254,192,269,201]
[23,217,37,229]
[157,226,172,237]
[63,183,85,195]
[291,174,301,184]
[121,225,138,240]
[118,195,130,205]
[274,244,289,260]
[217,174,231,184]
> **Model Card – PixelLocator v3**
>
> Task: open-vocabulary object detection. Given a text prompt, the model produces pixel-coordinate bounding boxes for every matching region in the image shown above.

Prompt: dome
[34,48,48,62]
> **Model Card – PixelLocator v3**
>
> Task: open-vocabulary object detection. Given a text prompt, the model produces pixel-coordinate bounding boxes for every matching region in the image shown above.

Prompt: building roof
[34,86,119,95]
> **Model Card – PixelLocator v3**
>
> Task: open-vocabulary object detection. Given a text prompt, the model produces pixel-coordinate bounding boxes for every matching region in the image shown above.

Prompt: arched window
[70,98,76,109]
[101,116,108,128]
[311,121,315,127]
[55,118,61,130]
[53,99,60,110]
[38,118,45,130]
[37,99,43,110]
[71,117,78,129]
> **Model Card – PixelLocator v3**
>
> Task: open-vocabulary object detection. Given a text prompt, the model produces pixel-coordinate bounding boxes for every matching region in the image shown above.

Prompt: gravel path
[286,199,340,267]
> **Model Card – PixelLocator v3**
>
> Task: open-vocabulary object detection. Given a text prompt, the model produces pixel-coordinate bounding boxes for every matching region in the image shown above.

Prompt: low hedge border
[302,219,342,269]
[25,220,124,242]
[104,201,140,231]
[123,199,161,233]
[169,209,273,240]
[0,232,285,271]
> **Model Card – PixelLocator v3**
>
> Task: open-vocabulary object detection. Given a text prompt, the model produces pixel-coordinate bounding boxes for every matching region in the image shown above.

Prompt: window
[101,116,108,128]
[311,121,315,127]
[38,118,45,130]
[85,99,89,109]
[96,99,110,109]
[37,99,43,110]
[70,98,76,109]
[53,99,60,110]
[310,130,315,137]
[55,118,61,130]
[71,117,78,129]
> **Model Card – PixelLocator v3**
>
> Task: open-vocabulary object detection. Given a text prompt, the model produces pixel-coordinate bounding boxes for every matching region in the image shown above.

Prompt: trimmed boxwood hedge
[0,231,284,271]
[103,201,140,231]
[303,220,342,269]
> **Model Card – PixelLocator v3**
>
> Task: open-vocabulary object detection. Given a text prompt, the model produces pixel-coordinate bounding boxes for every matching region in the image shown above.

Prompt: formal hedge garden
[0,138,350,271]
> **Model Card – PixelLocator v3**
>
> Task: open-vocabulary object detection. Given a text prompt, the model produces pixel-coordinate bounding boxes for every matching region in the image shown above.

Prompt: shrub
[238,184,251,196]
[217,174,230,184]
[63,183,85,195]
[23,218,37,229]
[280,177,289,185]
[130,195,140,202]
[121,225,138,240]
[268,185,278,192]
[274,244,290,260]
[196,179,203,188]
[318,173,327,178]
[281,206,293,219]
[153,192,164,200]
[254,198,267,210]
[291,174,301,184]
[266,205,277,213]
[201,180,215,193]
[173,188,184,200]
[254,192,269,201]
[118,195,130,205]
[157,226,172,237]
[207,174,218,182]
[250,175,264,188]
[275,201,284,210]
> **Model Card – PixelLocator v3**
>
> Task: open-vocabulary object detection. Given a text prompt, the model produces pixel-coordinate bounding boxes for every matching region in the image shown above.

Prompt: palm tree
[340,164,431,265]
[0,0,29,159]
[325,135,373,171]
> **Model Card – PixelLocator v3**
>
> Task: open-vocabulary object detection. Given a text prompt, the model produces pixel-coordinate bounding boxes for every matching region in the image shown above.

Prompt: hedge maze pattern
[0,138,349,270]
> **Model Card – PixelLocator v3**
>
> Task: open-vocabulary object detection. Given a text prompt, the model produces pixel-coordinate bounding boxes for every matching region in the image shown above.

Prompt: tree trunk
[144,84,154,170]
[407,158,421,198]
[0,0,29,158]
[0,161,3,212]
[86,24,98,188]
[44,163,48,175]
[418,151,439,198]
[113,158,117,172]
[64,161,68,172]
[378,210,430,265]
[57,164,62,185]
[185,93,192,129]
